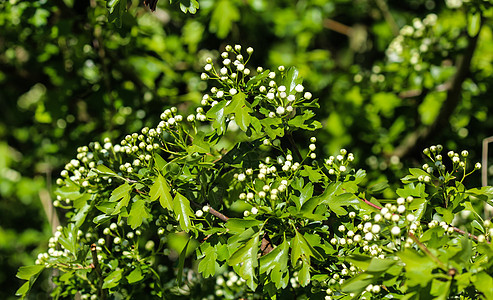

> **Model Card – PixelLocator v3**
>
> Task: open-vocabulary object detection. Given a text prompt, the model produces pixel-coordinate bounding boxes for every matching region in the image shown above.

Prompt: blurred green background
[1,0,493,298]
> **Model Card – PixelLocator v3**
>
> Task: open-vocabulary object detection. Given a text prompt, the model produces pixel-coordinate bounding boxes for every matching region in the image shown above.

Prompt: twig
[192,202,274,254]
[452,226,490,244]
[482,136,493,187]
[482,136,493,217]
[323,19,352,36]
[408,232,449,271]
[287,132,303,161]
[91,243,107,300]
[374,0,399,36]
[207,205,229,222]
[359,197,382,210]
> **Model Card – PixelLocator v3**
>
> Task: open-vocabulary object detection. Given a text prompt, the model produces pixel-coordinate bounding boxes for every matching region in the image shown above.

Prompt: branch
[374,0,399,36]
[287,132,303,161]
[207,205,229,222]
[452,226,490,244]
[408,232,449,271]
[91,243,107,300]
[391,25,482,159]
[191,201,274,254]
[323,19,353,36]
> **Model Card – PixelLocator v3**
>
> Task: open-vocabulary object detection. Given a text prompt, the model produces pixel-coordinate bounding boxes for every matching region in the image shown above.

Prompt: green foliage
[3,0,493,299]
[17,44,493,300]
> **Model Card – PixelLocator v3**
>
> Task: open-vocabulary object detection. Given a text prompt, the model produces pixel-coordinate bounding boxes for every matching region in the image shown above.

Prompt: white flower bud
[237,173,246,181]
[276,106,285,115]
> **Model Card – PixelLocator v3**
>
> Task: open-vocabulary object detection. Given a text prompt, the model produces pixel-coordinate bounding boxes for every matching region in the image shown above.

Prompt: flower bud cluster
[200,45,254,105]
[420,145,481,184]
[324,148,354,177]
[234,155,300,209]
[199,45,315,127]
[214,271,246,297]
[386,13,437,70]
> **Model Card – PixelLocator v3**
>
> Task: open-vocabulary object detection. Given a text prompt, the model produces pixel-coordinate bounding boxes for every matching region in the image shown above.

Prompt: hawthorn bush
[17,44,493,299]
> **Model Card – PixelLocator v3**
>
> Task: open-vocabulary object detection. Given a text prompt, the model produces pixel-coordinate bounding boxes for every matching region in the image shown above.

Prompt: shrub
[17,45,493,300]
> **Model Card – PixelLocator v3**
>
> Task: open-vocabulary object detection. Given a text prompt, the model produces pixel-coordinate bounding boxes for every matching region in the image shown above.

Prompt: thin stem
[359,197,382,210]
[408,232,448,271]
[286,132,302,161]
[452,226,490,244]
[91,243,107,300]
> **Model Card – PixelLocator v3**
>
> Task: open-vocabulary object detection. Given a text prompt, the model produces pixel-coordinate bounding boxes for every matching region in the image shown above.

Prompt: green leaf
[298,258,311,287]
[299,182,314,209]
[260,238,290,289]
[226,218,263,234]
[110,182,131,202]
[16,265,45,297]
[397,249,436,287]
[368,181,389,194]
[473,272,493,299]
[287,110,322,131]
[224,91,252,132]
[327,193,360,216]
[110,182,132,214]
[149,174,173,211]
[126,267,143,284]
[209,0,239,38]
[107,0,126,28]
[341,273,374,294]
[282,67,302,94]
[291,230,311,267]
[55,180,81,200]
[260,117,284,139]
[198,242,219,278]
[72,202,91,228]
[367,257,397,273]
[467,12,481,37]
[177,239,190,286]
[173,192,194,232]
[95,164,119,177]
[260,238,289,274]
[188,131,211,154]
[58,224,78,255]
[16,265,45,280]
[246,70,270,90]
[127,200,150,229]
[228,232,260,290]
[206,100,228,134]
[179,0,199,13]
[93,214,111,224]
[153,153,167,174]
[299,165,322,182]
[102,269,123,289]
[302,182,342,214]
